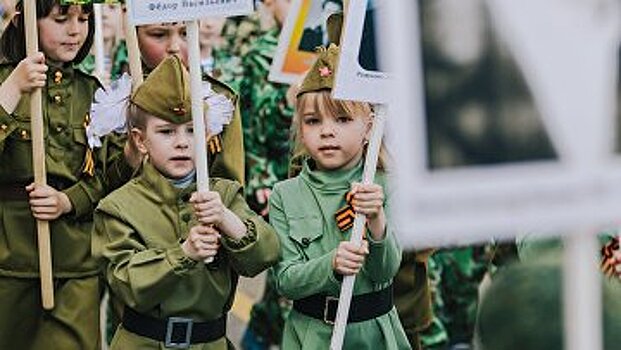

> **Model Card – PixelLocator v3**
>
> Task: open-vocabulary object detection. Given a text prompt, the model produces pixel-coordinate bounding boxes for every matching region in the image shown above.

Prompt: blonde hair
[288,90,390,177]
[127,102,151,131]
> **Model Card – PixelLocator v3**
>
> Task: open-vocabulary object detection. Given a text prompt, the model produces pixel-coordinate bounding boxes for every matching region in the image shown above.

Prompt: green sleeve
[362,176,402,283]
[0,105,19,153]
[92,204,199,312]
[64,133,132,219]
[63,175,103,218]
[270,188,342,300]
[364,223,402,284]
[218,180,279,277]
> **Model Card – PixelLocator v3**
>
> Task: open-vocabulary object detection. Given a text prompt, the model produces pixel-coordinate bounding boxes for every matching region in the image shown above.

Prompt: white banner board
[333,0,389,104]
[385,0,621,248]
[127,0,254,25]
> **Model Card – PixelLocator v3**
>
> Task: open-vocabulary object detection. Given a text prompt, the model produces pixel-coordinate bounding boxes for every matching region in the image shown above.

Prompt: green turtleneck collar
[300,158,364,193]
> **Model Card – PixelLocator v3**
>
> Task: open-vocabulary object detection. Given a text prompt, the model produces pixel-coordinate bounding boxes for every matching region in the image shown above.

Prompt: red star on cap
[319,66,332,77]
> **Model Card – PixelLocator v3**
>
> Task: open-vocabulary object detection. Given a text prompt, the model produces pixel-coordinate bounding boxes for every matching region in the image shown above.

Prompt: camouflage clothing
[222,14,264,58]
[210,48,244,93]
[420,246,499,349]
[239,26,294,216]
[240,25,294,349]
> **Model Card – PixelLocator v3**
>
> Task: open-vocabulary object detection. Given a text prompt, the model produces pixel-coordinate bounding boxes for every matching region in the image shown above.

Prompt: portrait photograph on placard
[269,0,343,84]
[357,0,379,72]
[418,0,558,170]
[332,0,389,103]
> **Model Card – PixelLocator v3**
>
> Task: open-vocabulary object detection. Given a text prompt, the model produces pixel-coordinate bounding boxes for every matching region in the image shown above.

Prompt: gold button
[54,95,62,104]
[54,71,62,84]
[0,124,7,131]
[20,130,28,139]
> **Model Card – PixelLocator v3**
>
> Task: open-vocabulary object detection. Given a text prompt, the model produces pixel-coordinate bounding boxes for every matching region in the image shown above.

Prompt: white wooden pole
[329,105,387,350]
[187,20,214,264]
[186,20,209,192]
[124,1,143,91]
[563,232,603,350]
[93,3,106,83]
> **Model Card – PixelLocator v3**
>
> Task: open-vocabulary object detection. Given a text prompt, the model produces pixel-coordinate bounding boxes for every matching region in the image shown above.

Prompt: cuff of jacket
[64,182,94,218]
[367,226,388,246]
[221,218,258,251]
[166,244,199,275]
[0,107,18,142]
[325,250,344,286]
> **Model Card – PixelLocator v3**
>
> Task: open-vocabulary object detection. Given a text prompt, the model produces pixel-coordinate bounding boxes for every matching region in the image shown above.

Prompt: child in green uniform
[92,55,280,349]
[270,44,410,349]
[0,1,132,349]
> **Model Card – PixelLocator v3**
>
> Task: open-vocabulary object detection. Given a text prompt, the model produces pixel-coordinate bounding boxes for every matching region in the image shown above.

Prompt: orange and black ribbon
[82,148,95,177]
[81,113,95,177]
[601,237,619,278]
[335,191,355,231]
[208,134,223,156]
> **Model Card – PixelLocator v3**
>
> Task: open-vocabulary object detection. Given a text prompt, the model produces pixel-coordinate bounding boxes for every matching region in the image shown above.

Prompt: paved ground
[227,272,266,347]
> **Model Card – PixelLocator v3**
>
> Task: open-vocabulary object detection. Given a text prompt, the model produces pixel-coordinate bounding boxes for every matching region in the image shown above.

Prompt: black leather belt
[122,307,226,349]
[293,284,393,324]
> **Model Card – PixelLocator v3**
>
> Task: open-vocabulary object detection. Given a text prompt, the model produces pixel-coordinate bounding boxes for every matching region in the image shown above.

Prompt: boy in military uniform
[92,55,280,349]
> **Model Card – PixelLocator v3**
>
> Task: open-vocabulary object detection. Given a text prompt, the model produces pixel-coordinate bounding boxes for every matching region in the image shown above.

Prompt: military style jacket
[270,160,411,349]
[92,161,279,349]
[0,62,130,278]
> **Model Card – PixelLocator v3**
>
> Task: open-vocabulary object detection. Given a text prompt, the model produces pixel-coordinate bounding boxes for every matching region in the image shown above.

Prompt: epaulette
[74,64,104,89]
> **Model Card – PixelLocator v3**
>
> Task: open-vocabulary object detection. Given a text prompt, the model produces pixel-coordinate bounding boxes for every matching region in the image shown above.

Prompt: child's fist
[332,240,369,276]
[190,191,224,226]
[182,225,221,261]
[350,182,384,220]
[26,182,72,220]
[14,52,48,93]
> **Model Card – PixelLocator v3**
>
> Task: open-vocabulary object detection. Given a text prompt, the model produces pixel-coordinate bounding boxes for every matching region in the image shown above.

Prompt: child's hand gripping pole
[329,105,387,350]
[187,20,215,263]
[24,0,54,310]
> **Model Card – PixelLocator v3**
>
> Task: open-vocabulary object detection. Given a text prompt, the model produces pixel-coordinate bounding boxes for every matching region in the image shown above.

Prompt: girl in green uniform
[0,1,131,348]
[270,44,410,349]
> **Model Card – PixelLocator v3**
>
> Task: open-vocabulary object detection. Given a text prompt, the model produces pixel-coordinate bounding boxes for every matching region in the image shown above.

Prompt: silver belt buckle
[323,296,339,325]
[165,317,193,349]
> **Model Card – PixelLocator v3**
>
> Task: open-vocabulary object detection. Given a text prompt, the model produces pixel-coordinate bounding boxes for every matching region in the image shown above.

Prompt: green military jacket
[270,159,410,350]
[0,62,129,278]
[92,161,279,349]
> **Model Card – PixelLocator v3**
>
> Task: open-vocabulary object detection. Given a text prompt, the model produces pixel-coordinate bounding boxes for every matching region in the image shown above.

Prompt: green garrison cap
[131,55,192,124]
[477,261,621,350]
[297,44,340,96]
